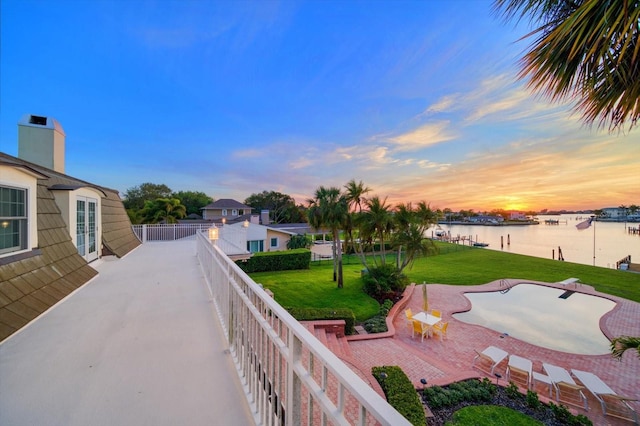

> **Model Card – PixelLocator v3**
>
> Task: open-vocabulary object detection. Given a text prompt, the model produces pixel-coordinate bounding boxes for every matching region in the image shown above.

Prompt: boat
[473,242,489,247]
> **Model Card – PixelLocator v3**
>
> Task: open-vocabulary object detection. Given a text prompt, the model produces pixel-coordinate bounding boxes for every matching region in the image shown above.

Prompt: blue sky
[1,0,638,211]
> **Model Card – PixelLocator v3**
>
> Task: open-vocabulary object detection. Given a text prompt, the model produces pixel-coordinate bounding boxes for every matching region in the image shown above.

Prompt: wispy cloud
[422,95,459,115]
[388,121,457,150]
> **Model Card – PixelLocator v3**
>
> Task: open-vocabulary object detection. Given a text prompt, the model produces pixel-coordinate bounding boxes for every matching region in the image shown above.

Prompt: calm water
[432,214,640,268]
[453,284,616,355]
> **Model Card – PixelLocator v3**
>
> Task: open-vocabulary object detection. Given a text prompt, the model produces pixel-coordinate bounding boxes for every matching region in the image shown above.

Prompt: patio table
[411,311,441,338]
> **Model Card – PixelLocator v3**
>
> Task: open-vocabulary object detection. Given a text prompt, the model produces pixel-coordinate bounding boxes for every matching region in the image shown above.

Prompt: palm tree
[393,201,438,272]
[361,196,393,266]
[344,179,371,257]
[494,0,640,131]
[307,186,349,288]
[344,179,371,213]
[142,197,187,224]
[611,336,640,360]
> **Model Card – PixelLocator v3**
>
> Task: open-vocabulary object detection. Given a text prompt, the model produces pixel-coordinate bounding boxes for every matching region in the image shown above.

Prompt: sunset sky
[1,0,638,212]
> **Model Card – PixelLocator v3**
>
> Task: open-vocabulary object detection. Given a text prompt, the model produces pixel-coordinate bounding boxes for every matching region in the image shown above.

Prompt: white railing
[132,223,213,242]
[196,231,410,426]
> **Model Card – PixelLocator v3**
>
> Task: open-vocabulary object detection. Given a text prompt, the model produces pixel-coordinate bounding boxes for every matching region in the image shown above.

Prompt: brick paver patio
[346,279,640,425]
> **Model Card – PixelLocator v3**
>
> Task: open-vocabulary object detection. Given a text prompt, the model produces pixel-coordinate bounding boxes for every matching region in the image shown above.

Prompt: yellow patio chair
[432,321,448,341]
[412,320,429,342]
[430,309,441,318]
[404,308,413,332]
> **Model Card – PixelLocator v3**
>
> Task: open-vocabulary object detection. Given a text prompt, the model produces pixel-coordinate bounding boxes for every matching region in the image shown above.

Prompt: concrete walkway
[0,239,255,426]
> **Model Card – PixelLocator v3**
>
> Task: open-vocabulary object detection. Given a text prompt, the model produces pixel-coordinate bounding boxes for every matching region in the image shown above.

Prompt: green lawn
[250,242,640,322]
[445,405,543,425]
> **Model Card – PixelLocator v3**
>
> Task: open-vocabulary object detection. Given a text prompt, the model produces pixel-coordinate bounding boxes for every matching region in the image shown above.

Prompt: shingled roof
[0,152,140,341]
[201,198,253,210]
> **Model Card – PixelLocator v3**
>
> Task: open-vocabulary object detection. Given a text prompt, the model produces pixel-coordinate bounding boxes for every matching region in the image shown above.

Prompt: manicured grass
[445,405,543,425]
[250,264,380,321]
[251,241,640,322]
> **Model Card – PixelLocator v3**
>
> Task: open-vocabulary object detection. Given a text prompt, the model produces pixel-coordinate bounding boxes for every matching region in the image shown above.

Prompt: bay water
[431,214,640,269]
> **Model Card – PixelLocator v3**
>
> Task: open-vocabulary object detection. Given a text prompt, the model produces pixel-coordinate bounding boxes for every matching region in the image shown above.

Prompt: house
[467,215,503,224]
[226,222,297,253]
[0,114,140,341]
[509,211,526,220]
[201,199,255,224]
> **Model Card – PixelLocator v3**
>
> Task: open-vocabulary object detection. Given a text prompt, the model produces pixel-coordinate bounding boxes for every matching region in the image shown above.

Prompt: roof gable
[202,198,253,211]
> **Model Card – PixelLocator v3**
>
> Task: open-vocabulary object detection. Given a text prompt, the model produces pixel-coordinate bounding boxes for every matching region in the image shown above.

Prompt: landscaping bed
[422,379,591,426]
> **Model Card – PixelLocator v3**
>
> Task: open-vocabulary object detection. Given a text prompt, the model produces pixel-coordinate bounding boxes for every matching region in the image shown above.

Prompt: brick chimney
[18,114,66,173]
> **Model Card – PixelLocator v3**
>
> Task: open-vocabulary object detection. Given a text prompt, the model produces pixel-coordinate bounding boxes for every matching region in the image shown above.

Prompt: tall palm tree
[343,179,371,257]
[307,186,349,288]
[393,202,438,272]
[361,196,393,266]
[344,179,371,213]
[494,0,640,131]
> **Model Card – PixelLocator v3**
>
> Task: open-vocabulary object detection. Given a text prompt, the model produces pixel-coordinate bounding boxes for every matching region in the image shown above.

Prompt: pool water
[453,284,616,355]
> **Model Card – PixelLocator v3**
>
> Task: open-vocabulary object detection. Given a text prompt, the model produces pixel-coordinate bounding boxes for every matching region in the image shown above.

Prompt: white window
[270,237,278,248]
[222,209,227,216]
[232,209,238,216]
[0,185,28,255]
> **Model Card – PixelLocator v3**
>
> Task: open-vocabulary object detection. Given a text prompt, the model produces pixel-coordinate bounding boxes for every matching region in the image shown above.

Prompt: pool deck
[346,279,640,425]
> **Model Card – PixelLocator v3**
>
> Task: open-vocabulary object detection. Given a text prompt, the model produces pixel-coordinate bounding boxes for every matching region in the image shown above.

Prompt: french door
[76,197,98,261]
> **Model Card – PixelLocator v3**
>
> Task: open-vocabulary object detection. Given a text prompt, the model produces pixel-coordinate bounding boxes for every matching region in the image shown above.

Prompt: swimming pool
[453,284,616,355]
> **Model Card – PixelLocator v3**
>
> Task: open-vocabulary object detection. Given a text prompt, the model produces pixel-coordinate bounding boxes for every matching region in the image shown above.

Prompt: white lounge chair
[473,346,508,375]
[507,355,532,389]
[572,369,638,424]
[542,363,588,410]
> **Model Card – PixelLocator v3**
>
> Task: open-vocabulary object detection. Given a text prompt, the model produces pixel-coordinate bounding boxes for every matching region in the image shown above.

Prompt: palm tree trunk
[336,231,344,288]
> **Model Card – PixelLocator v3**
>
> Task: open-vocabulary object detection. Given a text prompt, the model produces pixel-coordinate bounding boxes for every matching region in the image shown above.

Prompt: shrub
[363,315,387,333]
[236,249,311,273]
[526,389,541,410]
[287,234,312,249]
[372,366,425,426]
[362,264,410,302]
[505,381,522,399]
[362,299,394,333]
[286,307,355,335]
[423,379,496,409]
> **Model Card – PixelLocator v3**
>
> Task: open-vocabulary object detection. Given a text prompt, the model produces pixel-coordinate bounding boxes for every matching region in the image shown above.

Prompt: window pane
[0,186,28,255]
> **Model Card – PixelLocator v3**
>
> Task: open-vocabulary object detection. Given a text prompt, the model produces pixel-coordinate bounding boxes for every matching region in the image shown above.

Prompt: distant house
[467,215,503,224]
[0,114,140,341]
[601,207,639,221]
[201,199,256,224]
[509,211,526,220]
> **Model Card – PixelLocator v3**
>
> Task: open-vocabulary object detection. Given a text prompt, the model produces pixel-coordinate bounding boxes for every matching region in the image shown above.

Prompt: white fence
[132,223,212,242]
[195,231,410,426]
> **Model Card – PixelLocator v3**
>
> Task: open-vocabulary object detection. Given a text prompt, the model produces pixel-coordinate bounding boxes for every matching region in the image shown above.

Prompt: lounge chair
[571,369,638,424]
[430,309,441,318]
[506,355,532,389]
[542,363,588,410]
[473,346,508,375]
